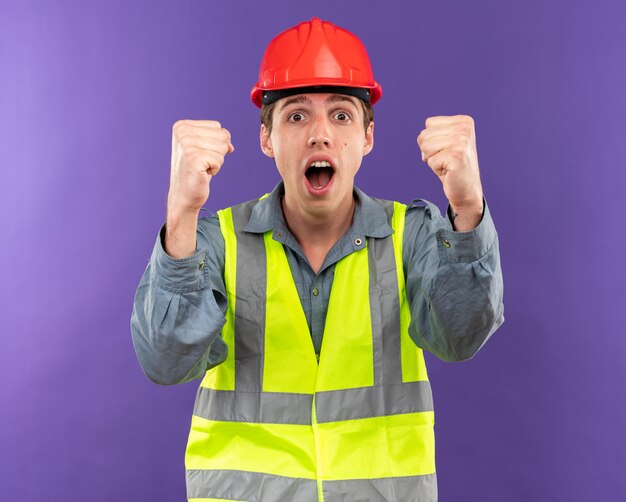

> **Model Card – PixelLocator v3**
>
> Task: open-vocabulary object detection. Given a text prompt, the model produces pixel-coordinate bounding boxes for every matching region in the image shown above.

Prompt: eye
[289,112,305,122]
[334,111,351,122]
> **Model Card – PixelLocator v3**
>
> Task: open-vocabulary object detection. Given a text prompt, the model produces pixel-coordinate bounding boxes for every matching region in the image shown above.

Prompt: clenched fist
[168,119,234,214]
[164,119,234,258]
[417,115,484,231]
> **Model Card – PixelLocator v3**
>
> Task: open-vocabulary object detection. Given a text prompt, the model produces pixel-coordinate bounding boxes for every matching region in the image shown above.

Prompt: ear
[363,121,374,157]
[260,124,274,158]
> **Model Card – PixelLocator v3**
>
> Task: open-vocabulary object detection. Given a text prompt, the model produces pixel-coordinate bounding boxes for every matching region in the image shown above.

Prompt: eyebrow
[326,95,358,107]
[279,95,311,112]
[278,94,358,112]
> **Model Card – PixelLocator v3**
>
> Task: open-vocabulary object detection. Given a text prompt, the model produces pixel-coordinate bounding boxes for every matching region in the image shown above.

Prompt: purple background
[1,1,625,500]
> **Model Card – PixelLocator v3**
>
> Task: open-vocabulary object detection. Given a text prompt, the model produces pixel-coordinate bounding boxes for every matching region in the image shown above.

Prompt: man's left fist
[417,115,484,216]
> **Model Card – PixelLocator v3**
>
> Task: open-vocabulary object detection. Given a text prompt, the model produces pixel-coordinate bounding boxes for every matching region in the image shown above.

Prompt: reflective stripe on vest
[185,197,436,502]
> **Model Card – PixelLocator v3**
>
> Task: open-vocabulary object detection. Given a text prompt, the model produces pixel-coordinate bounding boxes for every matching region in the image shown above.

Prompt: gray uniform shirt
[131,182,504,385]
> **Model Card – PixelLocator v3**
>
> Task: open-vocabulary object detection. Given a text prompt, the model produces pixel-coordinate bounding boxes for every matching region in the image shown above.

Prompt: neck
[281,191,355,251]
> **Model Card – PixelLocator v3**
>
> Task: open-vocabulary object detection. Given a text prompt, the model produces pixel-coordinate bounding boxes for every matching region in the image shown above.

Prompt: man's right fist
[168,119,234,214]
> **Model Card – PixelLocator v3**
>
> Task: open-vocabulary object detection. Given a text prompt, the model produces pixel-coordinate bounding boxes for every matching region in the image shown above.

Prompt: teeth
[310,160,331,168]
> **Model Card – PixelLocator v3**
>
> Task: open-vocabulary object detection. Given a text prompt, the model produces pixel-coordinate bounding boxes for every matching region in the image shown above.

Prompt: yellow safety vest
[185,196,437,502]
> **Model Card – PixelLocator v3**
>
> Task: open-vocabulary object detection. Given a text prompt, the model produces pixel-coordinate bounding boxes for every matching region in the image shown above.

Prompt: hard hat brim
[251,82,382,108]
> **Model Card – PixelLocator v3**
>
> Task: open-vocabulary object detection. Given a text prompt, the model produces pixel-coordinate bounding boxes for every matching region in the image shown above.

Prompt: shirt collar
[243,181,393,238]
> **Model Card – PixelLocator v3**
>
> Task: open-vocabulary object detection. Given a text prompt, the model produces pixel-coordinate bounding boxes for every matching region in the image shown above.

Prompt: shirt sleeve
[403,198,504,361]
[130,213,229,385]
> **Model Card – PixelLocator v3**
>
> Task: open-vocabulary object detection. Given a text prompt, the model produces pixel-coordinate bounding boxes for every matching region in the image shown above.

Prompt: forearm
[411,238,504,361]
[131,282,225,385]
[404,198,504,361]
[165,205,201,258]
[131,220,228,384]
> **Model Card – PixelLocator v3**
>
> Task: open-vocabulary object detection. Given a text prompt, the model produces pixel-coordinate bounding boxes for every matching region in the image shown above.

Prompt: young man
[132,17,504,502]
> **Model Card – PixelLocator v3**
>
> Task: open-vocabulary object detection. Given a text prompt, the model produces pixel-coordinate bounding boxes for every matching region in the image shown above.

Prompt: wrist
[449,196,484,232]
[449,198,483,217]
[165,208,200,259]
[167,195,202,221]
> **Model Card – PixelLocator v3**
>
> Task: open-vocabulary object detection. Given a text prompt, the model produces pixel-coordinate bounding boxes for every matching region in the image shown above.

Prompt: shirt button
[312,287,319,296]
[198,261,205,270]
[442,240,451,248]
[354,238,363,246]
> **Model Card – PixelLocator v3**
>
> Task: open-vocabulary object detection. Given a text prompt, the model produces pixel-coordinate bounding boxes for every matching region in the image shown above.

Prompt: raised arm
[130,119,234,385]
[404,115,504,360]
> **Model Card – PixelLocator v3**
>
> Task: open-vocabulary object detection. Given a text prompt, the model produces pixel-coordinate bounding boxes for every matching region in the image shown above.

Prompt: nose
[307,115,332,148]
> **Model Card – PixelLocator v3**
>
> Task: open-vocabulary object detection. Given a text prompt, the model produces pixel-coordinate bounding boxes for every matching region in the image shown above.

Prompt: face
[260,93,374,219]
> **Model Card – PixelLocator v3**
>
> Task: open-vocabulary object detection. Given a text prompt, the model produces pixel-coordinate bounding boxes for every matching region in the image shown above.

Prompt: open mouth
[305,160,335,189]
